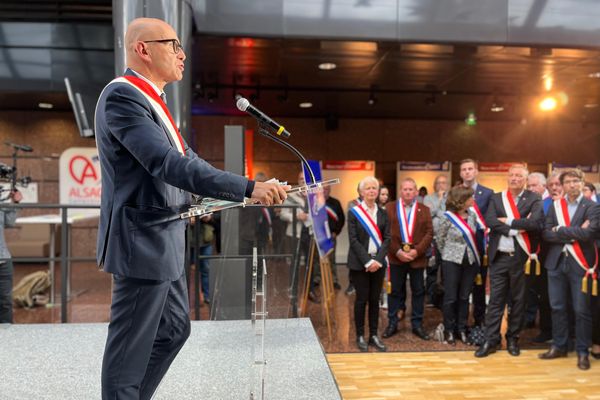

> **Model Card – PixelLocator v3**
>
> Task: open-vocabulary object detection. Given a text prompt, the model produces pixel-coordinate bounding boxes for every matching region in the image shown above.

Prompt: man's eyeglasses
[142,39,183,54]
[563,179,581,185]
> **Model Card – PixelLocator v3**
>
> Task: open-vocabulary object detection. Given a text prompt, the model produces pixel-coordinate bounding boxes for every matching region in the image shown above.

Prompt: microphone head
[236,97,250,112]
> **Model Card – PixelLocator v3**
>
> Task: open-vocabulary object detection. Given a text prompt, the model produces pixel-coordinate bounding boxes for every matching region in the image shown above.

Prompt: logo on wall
[59,147,102,216]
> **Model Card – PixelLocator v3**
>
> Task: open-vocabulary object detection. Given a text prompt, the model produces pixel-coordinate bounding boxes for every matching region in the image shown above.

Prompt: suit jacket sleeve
[485,197,512,236]
[415,205,433,257]
[375,211,391,266]
[347,211,371,267]
[509,196,544,232]
[105,85,248,201]
[336,199,346,234]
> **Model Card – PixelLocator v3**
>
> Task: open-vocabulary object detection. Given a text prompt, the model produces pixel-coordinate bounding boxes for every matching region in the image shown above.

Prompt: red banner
[479,162,526,172]
[323,160,374,171]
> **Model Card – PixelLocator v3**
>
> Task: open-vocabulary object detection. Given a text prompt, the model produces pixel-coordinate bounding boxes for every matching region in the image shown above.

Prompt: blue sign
[303,160,334,258]
[551,162,598,173]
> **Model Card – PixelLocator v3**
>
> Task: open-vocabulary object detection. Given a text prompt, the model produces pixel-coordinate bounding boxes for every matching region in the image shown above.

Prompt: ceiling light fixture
[318,62,337,71]
[584,103,598,108]
[588,72,600,78]
[38,102,53,109]
[490,99,504,112]
[299,102,313,109]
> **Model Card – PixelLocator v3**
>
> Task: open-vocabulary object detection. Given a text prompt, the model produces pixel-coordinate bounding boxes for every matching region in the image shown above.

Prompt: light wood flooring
[327,350,600,400]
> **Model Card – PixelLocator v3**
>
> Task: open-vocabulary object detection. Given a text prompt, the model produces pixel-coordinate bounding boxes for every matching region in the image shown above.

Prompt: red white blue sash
[444,211,480,266]
[261,208,272,226]
[396,200,416,245]
[470,202,488,233]
[501,190,532,256]
[350,203,382,249]
[325,205,339,222]
[554,198,598,275]
[109,76,186,154]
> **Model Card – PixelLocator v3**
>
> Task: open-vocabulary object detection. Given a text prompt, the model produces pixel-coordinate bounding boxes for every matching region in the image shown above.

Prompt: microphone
[5,142,33,152]
[235,96,291,138]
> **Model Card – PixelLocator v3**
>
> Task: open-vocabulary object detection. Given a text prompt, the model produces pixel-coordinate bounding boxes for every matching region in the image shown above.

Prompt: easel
[300,239,335,340]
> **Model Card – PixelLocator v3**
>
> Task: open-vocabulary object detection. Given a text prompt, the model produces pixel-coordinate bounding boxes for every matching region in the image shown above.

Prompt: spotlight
[490,99,504,112]
[38,102,53,109]
[539,96,557,112]
[299,102,313,109]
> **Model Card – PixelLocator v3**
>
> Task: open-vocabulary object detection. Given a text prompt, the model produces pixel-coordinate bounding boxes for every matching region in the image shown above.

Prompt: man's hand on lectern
[251,181,290,205]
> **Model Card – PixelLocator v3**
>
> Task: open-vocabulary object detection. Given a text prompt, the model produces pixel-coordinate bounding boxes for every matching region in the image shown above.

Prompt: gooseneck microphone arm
[256,123,316,184]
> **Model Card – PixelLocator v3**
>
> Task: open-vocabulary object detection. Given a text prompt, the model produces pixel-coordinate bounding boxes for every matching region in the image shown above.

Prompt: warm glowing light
[544,76,553,91]
[318,62,337,70]
[38,102,53,109]
[299,102,313,108]
[539,96,557,111]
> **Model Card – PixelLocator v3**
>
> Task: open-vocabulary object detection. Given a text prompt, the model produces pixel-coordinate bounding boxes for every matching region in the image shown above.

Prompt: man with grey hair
[475,164,544,358]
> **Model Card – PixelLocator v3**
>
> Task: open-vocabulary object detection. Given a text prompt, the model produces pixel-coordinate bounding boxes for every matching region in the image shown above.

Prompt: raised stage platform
[0,318,341,400]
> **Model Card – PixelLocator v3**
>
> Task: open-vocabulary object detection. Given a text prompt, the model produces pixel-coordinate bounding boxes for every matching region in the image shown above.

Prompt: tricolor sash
[444,211,481,266]
[350,203,382,250]
[396,200,416,246]
[501,190,533,257]
[470,201,489,267]
[325,205,339,222]
[554,198,598,295]
[110,76,186,155]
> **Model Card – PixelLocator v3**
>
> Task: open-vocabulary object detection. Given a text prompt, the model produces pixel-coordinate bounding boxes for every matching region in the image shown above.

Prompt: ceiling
[191,36,600,122]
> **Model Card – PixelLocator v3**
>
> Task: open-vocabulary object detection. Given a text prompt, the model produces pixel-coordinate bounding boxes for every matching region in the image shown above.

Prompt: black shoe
[507,339,520,356]
[345,284,355,296]
[577,354,590,370]
[412,327,430,341]
[445,331,456,345]
[369,335,387,352]
[459,331,469,344]
[357,336,368,352]
[382,324,398,339]
[475,342,497,358]
[532,332,553,344]
[538,347,568,360]
[333,282,341,290]
[591,352,600,360]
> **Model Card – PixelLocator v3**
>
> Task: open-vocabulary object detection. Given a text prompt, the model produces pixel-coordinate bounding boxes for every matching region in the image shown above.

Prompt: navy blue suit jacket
[473,183,493,253]
[95,70,249,280]
[542,197,599,272]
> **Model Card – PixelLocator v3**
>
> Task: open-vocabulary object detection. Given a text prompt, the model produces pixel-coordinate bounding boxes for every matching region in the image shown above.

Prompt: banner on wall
[303,160,334,258]
[323,160,374,171]
[398,161,450,171]
[59,147,101,217]
[478,162,525,172]
[550,162,598,173]
[477,162,526,192]
[397,161,452,196]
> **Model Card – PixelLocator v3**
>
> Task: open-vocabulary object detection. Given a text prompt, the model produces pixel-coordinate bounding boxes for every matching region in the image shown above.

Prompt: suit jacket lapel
[123,68,178,150]
[570,201,587,226]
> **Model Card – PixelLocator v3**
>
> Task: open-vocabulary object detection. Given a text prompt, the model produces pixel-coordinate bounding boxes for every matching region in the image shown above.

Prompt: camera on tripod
[0,142,33,201]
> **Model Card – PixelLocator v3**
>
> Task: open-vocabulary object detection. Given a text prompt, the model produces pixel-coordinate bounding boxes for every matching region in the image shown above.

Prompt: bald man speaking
[95,18,288,399]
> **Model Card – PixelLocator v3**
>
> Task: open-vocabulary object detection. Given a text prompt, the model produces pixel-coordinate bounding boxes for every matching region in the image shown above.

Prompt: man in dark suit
[95,18,287,400]
[383,178,433,341]
[324,185,345,289]
[475,164,543,358]
[539,169,598,370]
[459,159,494,326]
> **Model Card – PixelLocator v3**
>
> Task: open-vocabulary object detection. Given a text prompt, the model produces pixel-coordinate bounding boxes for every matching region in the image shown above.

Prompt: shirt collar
[565,193,584,206]
[129,69,164,98]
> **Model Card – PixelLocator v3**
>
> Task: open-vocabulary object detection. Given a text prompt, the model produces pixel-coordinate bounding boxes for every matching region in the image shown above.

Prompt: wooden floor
[328,350,600,400]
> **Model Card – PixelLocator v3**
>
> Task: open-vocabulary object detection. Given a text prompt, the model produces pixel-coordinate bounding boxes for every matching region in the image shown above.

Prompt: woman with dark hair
[435,186,479,344]
[377,185,390,207]
[347,176,391,352]
[582,182,598,202]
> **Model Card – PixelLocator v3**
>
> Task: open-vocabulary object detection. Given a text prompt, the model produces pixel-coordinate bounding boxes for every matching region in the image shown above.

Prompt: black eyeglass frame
[142,39,183,54]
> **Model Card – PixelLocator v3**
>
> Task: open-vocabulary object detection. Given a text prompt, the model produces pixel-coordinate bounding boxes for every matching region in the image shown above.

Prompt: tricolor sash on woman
[554,198,598,295]
[396,200,416,249]
[470,202,489,267]
[444,211,481,266]
[110,76,186,155]
[350,203,382,249]
[501,191,535,275]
